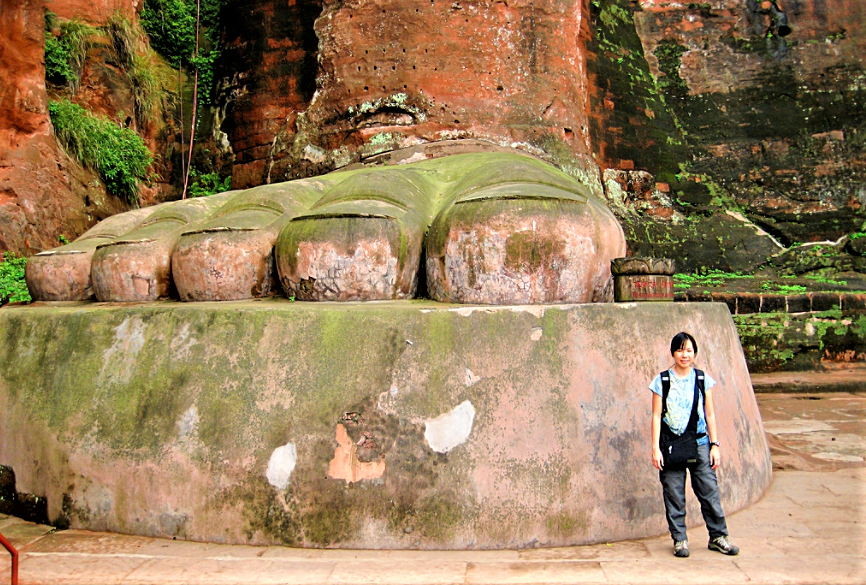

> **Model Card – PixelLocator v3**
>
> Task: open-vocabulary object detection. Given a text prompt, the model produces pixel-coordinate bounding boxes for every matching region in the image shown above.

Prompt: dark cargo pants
[659,443,729,541]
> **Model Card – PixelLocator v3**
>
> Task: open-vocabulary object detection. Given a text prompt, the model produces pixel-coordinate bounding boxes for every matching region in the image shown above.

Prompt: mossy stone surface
[0,300,770,548]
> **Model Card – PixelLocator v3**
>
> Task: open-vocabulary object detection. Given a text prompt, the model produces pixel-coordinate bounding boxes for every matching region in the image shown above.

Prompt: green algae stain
[653,40,689,97]
[547,510,588,537]
[504,232,564,272]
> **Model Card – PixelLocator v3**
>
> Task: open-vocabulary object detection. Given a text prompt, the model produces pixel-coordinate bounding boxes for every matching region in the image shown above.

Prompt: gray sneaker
[708,535,739,555]
[673,540,690,557]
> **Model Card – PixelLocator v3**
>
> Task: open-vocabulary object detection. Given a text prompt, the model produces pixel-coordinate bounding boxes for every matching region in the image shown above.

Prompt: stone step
[751,367,866,393]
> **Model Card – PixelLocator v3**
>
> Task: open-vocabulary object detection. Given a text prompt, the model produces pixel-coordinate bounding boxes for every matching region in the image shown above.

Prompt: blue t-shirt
[649,368,716,446]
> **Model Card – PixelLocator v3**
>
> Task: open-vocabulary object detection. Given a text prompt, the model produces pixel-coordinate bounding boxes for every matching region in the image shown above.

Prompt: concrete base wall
[0,301,771,548]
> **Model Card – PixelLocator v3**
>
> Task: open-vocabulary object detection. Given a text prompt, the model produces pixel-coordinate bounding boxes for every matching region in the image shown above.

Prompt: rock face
[0,0,174,257]
[425,157,624,304]
[219,0,599,189]
[594,0,866,271]
[25,206,157,301]
[218,0,322,188]
[0,301,772,548]
[209,0,865,274]
[6,0,865,277]
[0,0,115,256]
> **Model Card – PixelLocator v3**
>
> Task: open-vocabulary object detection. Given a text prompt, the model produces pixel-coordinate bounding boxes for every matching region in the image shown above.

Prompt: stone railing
[674,291,866,373]
[674,291,866,314]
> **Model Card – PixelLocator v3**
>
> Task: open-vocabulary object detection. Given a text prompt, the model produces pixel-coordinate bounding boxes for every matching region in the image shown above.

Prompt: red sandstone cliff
[219,0,599,189]
[0,0,182,257]
[0,0,153,256]
[1,0,97,255]
[3,0,864,275]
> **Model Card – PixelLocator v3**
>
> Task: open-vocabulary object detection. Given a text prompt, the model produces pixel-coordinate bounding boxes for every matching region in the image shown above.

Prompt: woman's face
[673,340,695,370]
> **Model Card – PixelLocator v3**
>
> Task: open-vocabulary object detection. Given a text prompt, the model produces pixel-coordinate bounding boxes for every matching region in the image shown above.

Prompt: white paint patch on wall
[266,442,297,490]
[99,316,147,384]
[424,400,476,453]
[177,405,201,453]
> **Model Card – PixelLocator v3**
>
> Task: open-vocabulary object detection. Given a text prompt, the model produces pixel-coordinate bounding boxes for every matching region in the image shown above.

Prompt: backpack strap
[689,369,707,437]
[660,370,671,402]
[660,371,674,438]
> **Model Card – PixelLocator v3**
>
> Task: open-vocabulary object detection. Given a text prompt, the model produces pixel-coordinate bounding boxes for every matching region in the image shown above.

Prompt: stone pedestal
[612,257,675,302]
[0,301,770,549]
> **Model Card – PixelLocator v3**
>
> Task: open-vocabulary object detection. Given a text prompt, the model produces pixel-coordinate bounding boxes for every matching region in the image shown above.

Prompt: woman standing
[650,332,740,558]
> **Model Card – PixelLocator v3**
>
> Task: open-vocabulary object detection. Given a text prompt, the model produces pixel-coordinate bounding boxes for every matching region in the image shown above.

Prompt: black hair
[670,331,698,355]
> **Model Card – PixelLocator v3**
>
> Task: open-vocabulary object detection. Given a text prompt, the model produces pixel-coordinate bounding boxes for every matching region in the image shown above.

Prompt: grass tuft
[49,99,153,203]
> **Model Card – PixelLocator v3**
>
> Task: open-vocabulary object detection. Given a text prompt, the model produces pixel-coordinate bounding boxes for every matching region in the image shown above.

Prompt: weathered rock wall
[550,0,865,273]
[218,0,322,188]
[210,0,865,274]
[675,291,866,372]
[45,0,138,24]
[598,0,866,272]
[1,0,85,255]
[0,0,162,257]
[217,0,600,190]
[634,0,866,244]
[0,301,771,548]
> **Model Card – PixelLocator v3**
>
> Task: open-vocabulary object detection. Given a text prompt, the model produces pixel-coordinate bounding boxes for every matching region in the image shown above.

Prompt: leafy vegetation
[187,169,231,197]
[653,40,689,97]
[804,275,847,286]
[106,13,171,125]
[673,269,754,289]
[762,282,807,294]
[44,14,96,88]
[141,0,223,105]
[49,100,153,202]
[141,0,197,67]
[0,252,31,305]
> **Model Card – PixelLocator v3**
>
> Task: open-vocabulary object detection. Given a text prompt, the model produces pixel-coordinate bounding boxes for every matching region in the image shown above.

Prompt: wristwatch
[710,441,721,447]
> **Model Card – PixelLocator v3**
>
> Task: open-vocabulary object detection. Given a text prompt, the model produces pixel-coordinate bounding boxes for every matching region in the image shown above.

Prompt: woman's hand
[653,446,664,470]
[710,444,721,470]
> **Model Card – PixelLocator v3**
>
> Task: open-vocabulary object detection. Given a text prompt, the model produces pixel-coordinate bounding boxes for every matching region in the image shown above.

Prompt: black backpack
[659,369,706,469]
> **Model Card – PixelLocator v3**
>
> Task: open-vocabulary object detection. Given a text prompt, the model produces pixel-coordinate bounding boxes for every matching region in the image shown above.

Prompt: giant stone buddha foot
[26,152,627,304]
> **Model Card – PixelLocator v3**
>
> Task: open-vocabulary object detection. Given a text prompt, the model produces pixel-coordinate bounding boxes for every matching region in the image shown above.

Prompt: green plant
[49,100,153,202]
[106,12,138,67]
[58,235,70,245]
[761,282,807,294]
[653,40,689,97]
[127,53,164,124]
[673,269,754,289]
[803,275,847,286]
[0,252,31,305]
[106,13,168,125]
[187,169,231,197]
[141,0,223,66]
[44,15,96,88]
[141,0,197,67]
[189,49,220,106]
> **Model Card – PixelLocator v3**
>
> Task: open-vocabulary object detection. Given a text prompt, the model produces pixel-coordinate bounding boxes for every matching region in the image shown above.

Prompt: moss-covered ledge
[0,300,770,548]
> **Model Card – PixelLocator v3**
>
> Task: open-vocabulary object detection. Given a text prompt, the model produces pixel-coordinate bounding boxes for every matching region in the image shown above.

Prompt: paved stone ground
[1,384,864,585]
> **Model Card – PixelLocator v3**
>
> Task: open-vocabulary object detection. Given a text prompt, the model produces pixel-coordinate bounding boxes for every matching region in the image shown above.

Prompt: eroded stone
[276,167,438,301]
[32,152,627,305]
[266,442,298,491]
[25,207,158,301]
[91,194,235,302]
[424,401,476,454]
[426,157,626,304]
[172,182,324,301]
